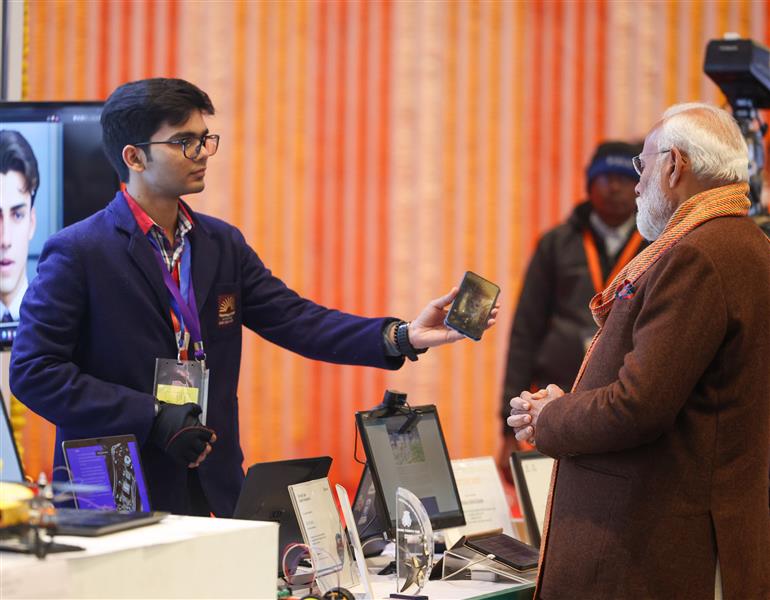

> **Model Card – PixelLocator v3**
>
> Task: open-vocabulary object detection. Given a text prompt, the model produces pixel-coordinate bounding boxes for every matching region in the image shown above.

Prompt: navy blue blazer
[10,192,402,516]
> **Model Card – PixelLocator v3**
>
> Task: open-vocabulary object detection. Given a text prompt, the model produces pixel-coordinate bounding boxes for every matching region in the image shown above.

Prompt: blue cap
[586,141,641,187]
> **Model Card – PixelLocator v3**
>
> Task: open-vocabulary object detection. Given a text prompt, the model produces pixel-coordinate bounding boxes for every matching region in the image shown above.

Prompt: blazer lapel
[108,193,173,328]
[189,212,218,315]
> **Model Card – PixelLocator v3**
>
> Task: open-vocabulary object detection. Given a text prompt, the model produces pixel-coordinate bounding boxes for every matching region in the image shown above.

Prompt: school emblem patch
[217,294,236,326]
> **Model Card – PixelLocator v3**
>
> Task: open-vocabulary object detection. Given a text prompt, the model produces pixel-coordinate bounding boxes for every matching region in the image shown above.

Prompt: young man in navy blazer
[10,78,497,516]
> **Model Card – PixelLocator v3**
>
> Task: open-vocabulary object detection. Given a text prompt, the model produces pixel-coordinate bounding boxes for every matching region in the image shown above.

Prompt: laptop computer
[59,434,167,536]
[1,399,165,538]
[53,508,167,536]
[233,456,332,572]
[62,434,152,512]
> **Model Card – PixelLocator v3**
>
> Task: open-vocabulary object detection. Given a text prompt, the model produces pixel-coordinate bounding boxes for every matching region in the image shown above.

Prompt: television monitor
[0,101,119,347]
[355,404,465,537]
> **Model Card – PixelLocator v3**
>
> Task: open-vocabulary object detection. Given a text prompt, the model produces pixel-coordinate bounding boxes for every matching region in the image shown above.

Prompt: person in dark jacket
[9,78,498,517]
[498,141,645,478]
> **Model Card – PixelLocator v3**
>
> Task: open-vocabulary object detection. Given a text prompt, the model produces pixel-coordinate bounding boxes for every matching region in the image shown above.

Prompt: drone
[0,474,106,558]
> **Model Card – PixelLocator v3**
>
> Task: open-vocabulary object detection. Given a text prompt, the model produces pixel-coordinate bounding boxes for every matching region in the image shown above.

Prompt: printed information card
[443,456,515,548]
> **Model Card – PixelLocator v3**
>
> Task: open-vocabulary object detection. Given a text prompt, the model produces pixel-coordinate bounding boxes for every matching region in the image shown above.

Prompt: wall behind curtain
[18,0,770,493]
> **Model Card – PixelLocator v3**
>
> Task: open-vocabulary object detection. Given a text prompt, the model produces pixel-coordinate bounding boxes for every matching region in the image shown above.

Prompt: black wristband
[395,321,426,362]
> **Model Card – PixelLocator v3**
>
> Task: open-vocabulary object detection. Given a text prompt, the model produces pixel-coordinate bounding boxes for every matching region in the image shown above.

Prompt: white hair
[656,102,749,184]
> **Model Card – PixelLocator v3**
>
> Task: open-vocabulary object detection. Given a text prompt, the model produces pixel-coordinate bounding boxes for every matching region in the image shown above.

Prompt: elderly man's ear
[668,147,688,188]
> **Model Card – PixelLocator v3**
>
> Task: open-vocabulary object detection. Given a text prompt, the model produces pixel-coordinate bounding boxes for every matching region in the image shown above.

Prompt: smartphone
[444,271,500,341]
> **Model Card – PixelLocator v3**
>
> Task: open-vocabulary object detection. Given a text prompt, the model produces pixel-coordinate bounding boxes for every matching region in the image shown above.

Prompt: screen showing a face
[0,103,118,347]
[358,407,464,534]
[64,437,151,512]
[445,271,500,340]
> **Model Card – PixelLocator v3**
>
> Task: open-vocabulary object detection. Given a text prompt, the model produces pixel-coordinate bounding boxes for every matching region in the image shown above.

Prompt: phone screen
[445,271,500,340]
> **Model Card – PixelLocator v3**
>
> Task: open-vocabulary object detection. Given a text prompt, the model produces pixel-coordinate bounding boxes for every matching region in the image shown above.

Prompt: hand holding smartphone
[444,271,500,341]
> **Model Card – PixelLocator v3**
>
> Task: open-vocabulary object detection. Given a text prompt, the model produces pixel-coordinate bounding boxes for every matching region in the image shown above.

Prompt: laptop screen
[0,397,24,482]
[62,435,152,512]
[233,456,332,572]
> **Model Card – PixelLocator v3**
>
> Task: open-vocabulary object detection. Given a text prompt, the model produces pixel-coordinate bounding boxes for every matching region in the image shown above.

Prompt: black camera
[704,37,770,212]
[704,38,770,109]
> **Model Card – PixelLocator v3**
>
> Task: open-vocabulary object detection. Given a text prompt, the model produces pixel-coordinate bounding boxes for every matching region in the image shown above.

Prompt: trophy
[394,487,433,598]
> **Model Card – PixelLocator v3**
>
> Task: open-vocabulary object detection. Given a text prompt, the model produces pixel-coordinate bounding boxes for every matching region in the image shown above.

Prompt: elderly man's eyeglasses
[632,149,671,176]
[133,134,220,160]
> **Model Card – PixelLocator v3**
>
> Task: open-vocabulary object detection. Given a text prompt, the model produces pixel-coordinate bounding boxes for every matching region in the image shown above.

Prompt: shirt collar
[3,277,28,320]
[590,212,637,258]
[122,189,194,236]
[589,211,636,242]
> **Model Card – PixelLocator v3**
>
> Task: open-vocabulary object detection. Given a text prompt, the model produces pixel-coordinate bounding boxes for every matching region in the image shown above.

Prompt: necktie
[1,312,13,323]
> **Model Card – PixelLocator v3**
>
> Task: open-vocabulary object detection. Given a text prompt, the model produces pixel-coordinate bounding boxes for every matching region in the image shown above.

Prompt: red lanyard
[582,229,643,294]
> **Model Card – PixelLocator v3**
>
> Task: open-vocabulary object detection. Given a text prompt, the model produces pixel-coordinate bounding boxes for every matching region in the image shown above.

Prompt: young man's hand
[407,287,500,348]
[151,402,216,467]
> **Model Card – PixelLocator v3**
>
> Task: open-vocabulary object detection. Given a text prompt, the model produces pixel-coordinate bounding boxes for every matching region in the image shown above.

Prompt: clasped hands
[506,383,565,445]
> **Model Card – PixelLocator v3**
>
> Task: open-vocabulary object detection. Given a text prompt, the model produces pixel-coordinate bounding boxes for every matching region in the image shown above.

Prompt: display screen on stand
[355,404,465,538]
[0,102,119,347]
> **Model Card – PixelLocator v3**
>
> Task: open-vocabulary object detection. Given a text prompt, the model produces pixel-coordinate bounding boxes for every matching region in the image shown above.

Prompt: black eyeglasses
[632,148,670,176]
[133,134,220,160]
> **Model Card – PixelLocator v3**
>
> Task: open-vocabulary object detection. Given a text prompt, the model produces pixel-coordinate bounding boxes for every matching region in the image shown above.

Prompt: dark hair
[0,130,40,206]
[101,78,215,182]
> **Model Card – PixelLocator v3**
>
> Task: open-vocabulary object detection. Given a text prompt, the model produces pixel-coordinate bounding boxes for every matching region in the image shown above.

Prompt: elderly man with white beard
[507,103,770,600]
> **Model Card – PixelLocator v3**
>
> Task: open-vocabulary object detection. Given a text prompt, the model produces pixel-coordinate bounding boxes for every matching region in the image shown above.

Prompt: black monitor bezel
[0,100,105,110]
[354,403,465,538]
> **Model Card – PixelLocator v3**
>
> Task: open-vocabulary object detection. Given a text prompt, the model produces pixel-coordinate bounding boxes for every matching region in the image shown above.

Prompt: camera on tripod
[704,36,770,212]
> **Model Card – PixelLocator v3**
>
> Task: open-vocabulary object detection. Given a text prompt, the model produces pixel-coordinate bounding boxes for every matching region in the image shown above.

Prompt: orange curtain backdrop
[18,0,770,493]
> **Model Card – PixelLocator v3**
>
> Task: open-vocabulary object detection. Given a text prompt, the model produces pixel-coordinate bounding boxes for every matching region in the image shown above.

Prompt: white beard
[636,165,674,241]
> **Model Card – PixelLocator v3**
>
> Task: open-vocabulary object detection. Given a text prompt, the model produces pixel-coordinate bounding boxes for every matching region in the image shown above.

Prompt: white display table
[0,515,534,599]
[0,515,278,599]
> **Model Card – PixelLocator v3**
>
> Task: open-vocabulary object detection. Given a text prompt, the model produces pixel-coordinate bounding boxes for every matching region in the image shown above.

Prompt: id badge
[153,358,210,425]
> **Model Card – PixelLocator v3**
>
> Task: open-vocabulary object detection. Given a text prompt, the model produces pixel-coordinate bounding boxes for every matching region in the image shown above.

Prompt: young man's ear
[122,145,146,175]
[668,147,688,188]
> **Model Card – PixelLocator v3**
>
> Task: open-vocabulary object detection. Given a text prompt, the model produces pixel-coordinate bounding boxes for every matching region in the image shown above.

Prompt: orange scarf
[574,182,750,391]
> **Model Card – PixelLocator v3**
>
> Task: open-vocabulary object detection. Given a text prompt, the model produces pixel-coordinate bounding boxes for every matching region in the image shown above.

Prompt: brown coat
[535,216,770,599]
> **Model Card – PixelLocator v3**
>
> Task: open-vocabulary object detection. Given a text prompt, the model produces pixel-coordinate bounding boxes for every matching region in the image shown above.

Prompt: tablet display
[465,532,539,571]
[355,404,465,536]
